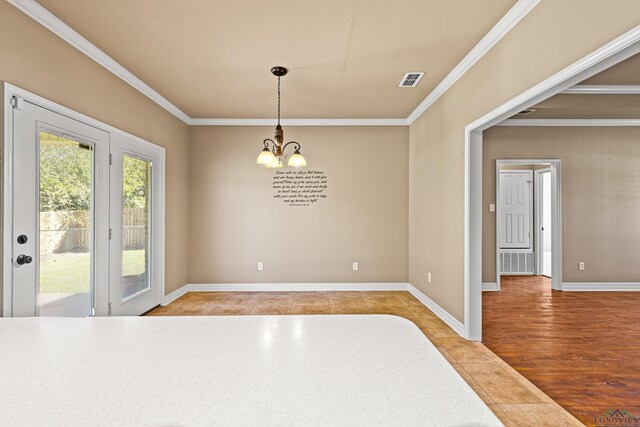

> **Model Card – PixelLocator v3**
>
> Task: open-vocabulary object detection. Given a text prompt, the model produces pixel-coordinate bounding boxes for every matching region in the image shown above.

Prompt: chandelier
[256,66,306,168]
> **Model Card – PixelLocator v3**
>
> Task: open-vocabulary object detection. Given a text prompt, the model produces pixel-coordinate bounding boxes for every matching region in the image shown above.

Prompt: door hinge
[108,303,112,316]
[109,228,112,240]
[10,96,24,110]
[109,154,113,165]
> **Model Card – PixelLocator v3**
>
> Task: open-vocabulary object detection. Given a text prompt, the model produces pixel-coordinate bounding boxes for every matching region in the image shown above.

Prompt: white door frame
[463,27,640,341]
[534,168,551,277]
[534,169,544,276]
[2,83,166,317]
[495,160,561,292]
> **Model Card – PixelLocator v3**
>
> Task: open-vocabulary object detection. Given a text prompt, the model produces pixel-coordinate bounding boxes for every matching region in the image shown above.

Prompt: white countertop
[0,315,502,426]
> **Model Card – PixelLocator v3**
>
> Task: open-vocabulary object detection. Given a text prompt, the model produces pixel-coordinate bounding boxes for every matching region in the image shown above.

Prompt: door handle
[16,255,33,265]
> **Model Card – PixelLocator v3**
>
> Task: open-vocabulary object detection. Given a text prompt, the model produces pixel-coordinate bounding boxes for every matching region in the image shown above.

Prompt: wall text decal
[272,170,328,207]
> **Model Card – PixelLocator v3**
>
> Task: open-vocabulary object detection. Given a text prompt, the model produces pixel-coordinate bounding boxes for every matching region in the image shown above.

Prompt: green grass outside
[40,250,146,294]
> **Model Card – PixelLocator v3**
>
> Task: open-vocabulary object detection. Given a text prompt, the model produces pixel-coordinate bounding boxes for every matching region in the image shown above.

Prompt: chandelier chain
[257,66,305,168]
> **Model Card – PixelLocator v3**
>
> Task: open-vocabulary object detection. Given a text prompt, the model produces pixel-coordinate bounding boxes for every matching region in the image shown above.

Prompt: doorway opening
[463,27,640,341]
[493,160,561,292]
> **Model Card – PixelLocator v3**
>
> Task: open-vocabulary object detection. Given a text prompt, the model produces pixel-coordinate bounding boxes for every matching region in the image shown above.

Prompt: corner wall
[0,2,190,298]
[409,1,640,322]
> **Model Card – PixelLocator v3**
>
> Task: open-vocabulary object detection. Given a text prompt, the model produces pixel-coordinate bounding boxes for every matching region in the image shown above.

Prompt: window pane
[122,155,152,300]
[39,131,93,317]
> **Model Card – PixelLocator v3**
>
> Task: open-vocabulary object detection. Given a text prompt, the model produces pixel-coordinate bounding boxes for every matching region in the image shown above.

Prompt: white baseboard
[162,282,466,339]
[482,283,498,291]
[406,284,465,338]
[562,282,640,291]
[162,284,190,305]
[190,282,408,292]
[162,283,408,305]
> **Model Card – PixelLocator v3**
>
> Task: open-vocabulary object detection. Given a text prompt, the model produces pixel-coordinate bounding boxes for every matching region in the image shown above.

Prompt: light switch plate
[489,204,495,212]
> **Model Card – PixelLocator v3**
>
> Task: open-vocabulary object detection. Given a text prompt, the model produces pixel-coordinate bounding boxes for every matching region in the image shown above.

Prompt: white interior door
[499,171,533,249]
[11,100,109,317]
[541,171,552,277]
[108,133,164,316]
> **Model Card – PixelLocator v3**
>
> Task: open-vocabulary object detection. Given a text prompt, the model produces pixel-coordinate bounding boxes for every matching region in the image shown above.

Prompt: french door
[8,97,163,317]
[108,134,163,316]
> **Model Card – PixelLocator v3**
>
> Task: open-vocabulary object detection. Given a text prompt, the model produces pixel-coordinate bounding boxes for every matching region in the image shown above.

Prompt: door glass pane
[122,154,152,300]
[38,131,93,317]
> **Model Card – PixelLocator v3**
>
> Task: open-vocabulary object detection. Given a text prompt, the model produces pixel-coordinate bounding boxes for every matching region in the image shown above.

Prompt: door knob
[16,255,33,265]
[17,235,28,244]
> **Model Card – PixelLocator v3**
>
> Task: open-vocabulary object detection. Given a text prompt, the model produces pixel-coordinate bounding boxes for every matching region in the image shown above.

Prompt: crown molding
[6,0,192,124]
[562,85,640,94]
[406,0,540,125]
[498,118,640,126]
[189,118,409,126]
[466,26,640,133]
[9,0,538,127]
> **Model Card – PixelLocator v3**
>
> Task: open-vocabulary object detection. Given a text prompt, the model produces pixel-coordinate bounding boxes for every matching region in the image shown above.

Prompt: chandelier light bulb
[257,148,275,165]
[288,150,307,167]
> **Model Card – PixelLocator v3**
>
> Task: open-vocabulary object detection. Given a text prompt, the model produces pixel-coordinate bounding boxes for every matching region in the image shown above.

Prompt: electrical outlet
[428,272,432,283]
[258,262,264,271]
[489,204,495,212]
[578,262,585,271]
[352,262,359,271]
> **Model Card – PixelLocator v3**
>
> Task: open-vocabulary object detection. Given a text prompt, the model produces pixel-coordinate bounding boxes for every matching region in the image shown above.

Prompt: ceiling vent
[516,108,537,116]
[399,72,425,88]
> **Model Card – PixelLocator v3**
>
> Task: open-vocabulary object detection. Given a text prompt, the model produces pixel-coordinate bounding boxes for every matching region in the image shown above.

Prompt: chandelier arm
[282,141,301,153]
[263,138,276,151]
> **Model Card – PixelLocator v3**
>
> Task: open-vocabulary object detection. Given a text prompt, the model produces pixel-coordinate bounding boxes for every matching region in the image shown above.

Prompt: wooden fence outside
[40,208,147,255]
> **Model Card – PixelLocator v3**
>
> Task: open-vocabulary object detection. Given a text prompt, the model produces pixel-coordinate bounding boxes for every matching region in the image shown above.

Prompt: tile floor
[148,291,582,426]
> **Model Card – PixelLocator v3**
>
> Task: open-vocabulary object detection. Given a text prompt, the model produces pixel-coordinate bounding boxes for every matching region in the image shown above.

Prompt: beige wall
[409,1,640,322]
[188,126,408,284]
[3,0,640,321]
[0,2,190,297]
[483,126,640,284]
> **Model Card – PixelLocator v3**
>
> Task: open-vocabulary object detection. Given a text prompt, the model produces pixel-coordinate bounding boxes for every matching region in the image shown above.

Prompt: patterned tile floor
[148,291,582,426]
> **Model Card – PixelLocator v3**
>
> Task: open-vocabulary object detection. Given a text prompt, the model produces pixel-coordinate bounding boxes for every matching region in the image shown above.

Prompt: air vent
[399,72,425,88]
[516,108,537,116]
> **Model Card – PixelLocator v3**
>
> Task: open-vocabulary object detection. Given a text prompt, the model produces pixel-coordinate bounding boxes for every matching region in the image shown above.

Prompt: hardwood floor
[483,275,640,426]
[150,290,581,426]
